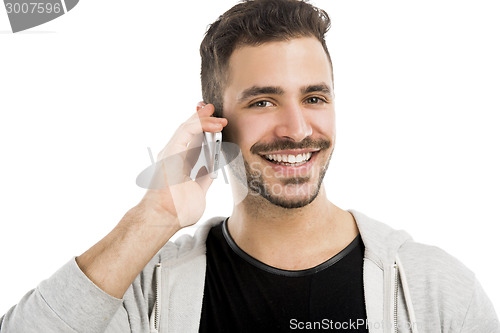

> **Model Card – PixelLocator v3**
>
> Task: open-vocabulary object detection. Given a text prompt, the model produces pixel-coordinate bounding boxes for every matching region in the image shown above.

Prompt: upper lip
[259,149,320,156]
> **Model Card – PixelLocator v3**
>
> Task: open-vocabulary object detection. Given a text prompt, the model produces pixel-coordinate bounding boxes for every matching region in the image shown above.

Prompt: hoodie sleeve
[460,278,500,333]
[0,257,126,333]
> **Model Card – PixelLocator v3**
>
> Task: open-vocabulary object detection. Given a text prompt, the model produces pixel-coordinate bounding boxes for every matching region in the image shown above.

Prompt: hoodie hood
[349,209,413,265]
[348,209,418,333]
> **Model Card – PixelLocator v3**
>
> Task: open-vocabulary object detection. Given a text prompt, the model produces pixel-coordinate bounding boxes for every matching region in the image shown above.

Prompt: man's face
[222,37,336,209]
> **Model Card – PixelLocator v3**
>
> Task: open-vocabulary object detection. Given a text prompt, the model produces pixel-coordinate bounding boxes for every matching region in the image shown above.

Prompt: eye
[305,96,327,104]
[249,100,274,108]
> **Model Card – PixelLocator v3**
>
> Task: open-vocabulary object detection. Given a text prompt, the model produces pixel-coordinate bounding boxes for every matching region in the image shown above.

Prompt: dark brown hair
[200,0,332,117]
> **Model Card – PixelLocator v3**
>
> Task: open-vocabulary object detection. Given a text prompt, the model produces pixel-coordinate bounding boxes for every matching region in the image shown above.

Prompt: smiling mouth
[260,151,319,166]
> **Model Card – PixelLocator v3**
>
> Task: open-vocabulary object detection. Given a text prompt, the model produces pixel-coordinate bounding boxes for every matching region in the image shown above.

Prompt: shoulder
[399,241,475,284]
[124,217,225,307]
[398,241,477,322]
[398,241,500,330]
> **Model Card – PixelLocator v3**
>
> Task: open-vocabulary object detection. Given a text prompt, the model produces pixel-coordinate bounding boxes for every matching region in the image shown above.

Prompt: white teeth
[263,152,314,164]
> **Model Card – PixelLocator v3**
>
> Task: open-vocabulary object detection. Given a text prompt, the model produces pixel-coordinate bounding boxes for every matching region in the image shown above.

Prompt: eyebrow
[237,86,285,104]
[237,83,333,104]
[301,83,332,96]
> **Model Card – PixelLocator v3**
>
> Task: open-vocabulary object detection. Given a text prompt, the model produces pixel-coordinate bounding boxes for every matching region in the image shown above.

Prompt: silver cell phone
[203,131,222,179]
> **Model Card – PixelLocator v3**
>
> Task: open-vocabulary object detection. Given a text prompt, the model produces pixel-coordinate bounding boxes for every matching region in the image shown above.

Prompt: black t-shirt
[199,218,369,332]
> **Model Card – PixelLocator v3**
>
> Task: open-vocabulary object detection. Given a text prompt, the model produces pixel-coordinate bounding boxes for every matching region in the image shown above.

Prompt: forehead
[225,37,333,98]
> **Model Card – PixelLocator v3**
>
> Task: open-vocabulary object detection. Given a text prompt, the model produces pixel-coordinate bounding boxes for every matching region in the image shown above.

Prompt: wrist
[123,202,181,244]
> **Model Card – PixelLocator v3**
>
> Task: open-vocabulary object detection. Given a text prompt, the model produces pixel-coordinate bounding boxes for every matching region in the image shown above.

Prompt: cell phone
[203,131,222,179]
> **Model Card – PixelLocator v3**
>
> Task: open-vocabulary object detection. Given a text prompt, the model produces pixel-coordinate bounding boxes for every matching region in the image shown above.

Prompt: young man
[1,0,498,332]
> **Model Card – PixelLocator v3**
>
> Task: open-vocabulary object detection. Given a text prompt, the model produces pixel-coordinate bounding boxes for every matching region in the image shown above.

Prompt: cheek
[221,112,240,143]
[223,115,251,145]
[312,110,336,138]
[225,115,269,151]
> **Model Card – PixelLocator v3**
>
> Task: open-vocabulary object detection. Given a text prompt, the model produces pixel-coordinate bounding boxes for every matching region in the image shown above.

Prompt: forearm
[76,202,180,299]
[0,258,124,333]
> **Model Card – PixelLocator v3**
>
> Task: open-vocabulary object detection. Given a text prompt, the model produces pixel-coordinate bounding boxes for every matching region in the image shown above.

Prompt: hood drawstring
[396,254,419,333]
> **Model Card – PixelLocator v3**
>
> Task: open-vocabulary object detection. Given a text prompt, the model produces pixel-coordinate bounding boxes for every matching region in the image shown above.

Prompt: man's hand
[139,102,228,229]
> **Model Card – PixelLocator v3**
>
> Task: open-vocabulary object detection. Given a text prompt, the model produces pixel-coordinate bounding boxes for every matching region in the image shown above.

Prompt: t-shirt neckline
[221,217,362,277]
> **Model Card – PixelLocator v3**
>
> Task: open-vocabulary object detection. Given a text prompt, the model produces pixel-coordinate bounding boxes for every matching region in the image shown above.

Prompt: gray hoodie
[1,209,499,332]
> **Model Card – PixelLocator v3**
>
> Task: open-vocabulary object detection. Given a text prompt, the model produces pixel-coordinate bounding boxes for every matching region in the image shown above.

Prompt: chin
[249,181,322,209]
[264,189,321,209]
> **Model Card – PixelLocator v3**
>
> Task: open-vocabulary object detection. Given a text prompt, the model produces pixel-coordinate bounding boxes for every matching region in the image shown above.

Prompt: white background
[1,0,499,317]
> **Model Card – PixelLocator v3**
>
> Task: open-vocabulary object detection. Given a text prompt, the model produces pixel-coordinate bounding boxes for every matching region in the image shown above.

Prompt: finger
[187,102,210,150]
[183,112,226,176]
[196,101,207,111]
[156,104,227,174]
[170,115,227,152]
[192,103,214,119]
[185,132,204,169]
[156,118,227,173]
[157,115,223,160]
[158,104,213,155]
[183,132,204,176]
[195,166,213,194]
[179,104,213,130]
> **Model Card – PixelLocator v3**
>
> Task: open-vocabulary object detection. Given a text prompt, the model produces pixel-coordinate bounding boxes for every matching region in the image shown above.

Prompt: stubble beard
[227,148,334,209]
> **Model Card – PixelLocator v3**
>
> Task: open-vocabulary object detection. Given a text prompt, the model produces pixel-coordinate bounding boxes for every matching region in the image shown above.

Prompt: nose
[274,103,313,141]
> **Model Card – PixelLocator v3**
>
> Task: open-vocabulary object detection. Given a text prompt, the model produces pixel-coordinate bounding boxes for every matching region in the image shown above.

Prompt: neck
[227,185,359,270]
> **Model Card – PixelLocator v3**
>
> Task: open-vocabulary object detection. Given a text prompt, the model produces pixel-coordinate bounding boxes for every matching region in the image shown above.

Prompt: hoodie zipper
[393,263,399,333]
[152,263,162,333]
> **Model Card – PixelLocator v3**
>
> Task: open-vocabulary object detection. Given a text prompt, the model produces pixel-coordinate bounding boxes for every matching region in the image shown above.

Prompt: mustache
[250,137,331,155]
